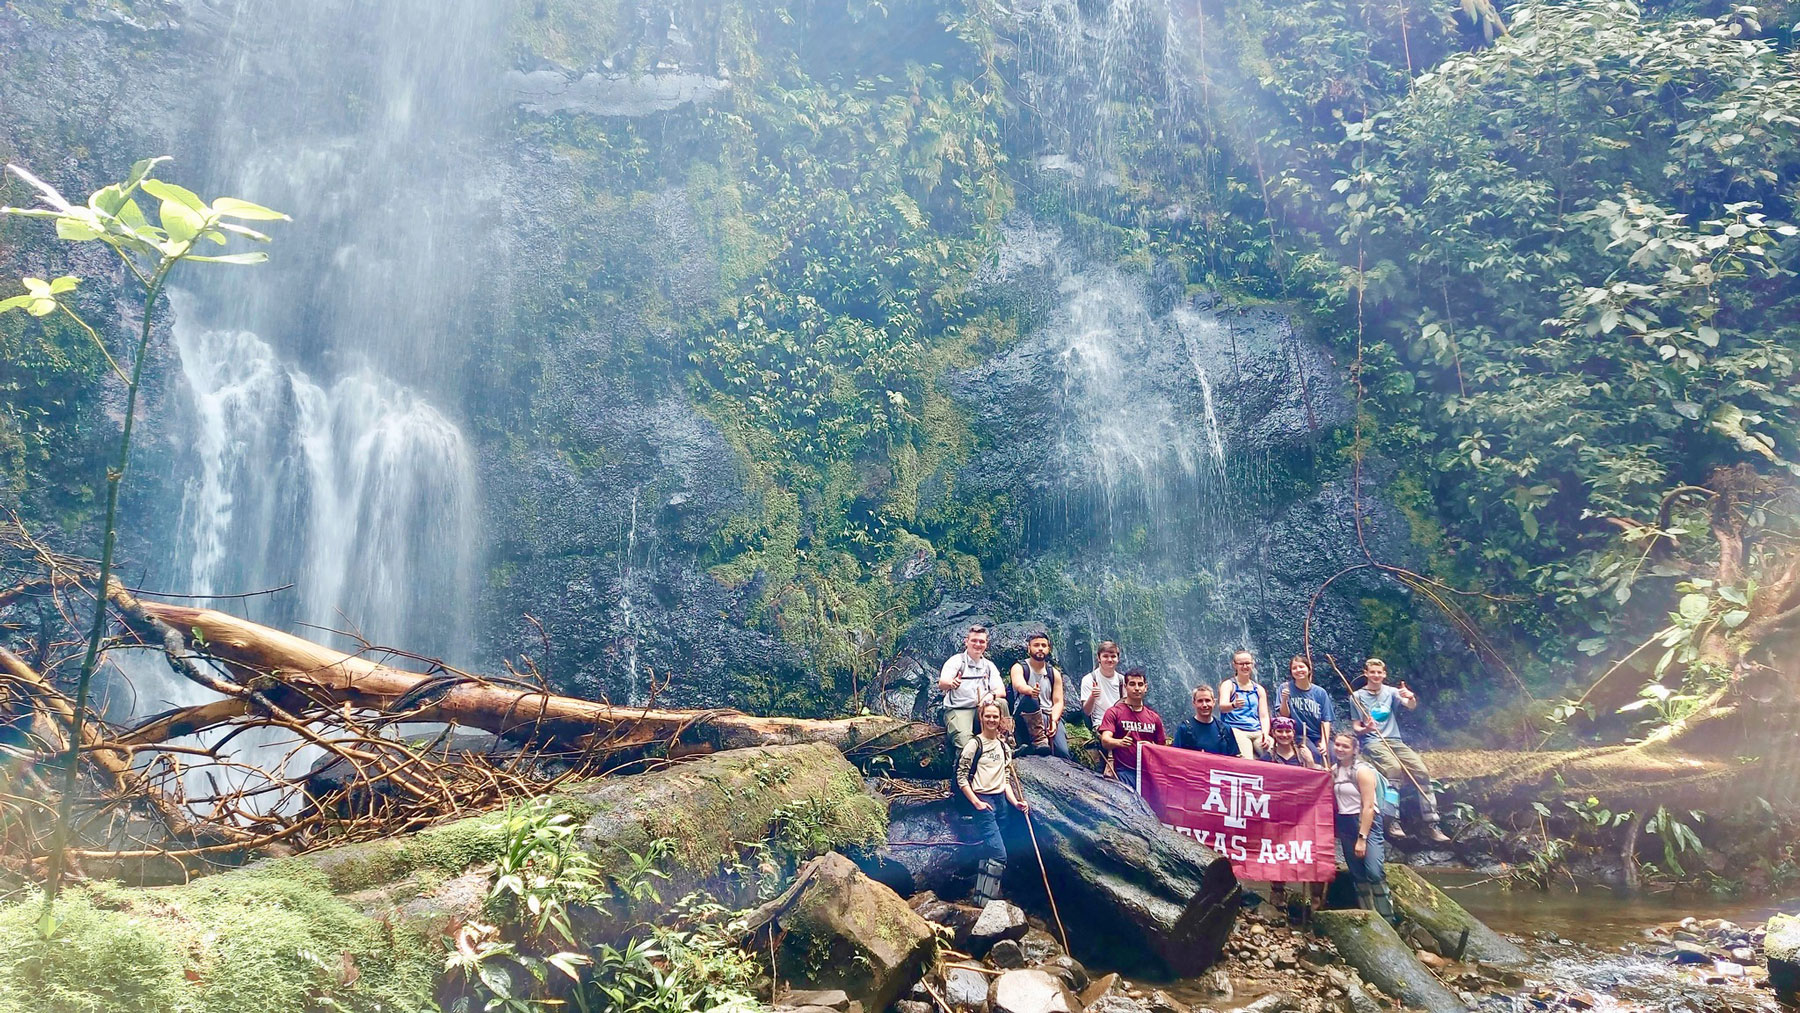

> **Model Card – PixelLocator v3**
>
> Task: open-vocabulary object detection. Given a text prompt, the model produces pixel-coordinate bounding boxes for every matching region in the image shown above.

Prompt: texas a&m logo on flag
[1135,742,1337,882]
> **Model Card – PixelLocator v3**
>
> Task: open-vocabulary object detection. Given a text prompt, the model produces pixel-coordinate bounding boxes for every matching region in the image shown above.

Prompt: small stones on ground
[1019,927,1066,965]
[944,966,991,1012]
[1670,941,1712,964]
[781,989,851,1010]
[1087,997,1153,1013]
[1232,991,1299,1013]
[992,968,1080,1013]
[1044,954,1089,993]
[969,900,1030,956]
[1080,974,1122,1006]
[988,938,1027,969]
[894,1002,932,1013]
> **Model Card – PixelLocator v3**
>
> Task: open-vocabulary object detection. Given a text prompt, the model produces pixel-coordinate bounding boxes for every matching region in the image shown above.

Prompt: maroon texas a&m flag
[1136,742,1337,882]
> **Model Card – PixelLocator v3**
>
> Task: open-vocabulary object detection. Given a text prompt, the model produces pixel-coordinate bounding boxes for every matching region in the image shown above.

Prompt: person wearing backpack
[1009,630,1070,758]
[939,624,1005,765]
[1351,657,1450,843]
[1329,731,1397,924]
[957,699,1029,904]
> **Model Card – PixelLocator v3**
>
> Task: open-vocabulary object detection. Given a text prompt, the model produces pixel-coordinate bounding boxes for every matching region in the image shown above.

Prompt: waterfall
[1053,269,1206,538]
[170,298,478,659]
[1012,0,1192,174]
[122,0,502,766]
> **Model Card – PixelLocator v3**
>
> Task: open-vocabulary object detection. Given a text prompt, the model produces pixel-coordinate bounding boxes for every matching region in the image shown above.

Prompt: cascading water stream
[119,0,502,779]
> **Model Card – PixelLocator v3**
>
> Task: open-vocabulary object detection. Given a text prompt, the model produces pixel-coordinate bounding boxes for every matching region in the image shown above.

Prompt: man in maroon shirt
[1097,667,1166,790]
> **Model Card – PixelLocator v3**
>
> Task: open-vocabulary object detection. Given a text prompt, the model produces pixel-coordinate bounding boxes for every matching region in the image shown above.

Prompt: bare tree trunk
[120,597,945,776]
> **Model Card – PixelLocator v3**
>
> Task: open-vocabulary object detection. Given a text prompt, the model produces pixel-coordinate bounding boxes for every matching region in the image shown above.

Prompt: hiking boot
[1387,822,1409,840]
[1425,825,1452,844]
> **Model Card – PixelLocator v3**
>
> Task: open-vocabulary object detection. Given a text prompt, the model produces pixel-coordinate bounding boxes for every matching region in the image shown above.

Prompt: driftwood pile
[0,527,940,882]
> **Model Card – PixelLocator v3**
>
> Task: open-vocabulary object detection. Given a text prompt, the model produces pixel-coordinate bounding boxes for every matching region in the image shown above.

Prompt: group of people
[938,623,1448,920]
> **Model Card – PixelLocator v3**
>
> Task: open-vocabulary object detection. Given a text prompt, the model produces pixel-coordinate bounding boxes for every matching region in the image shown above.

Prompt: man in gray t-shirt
[1351,658,1449,843]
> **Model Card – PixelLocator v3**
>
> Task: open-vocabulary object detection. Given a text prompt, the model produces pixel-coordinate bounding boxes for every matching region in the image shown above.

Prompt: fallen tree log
[1313,908,1468,1013]
[0,742,886,1012]
[1426,744,1799,814]
[119,598,944,776]
[1010,756,1240,977]
[1385,864,1528,966]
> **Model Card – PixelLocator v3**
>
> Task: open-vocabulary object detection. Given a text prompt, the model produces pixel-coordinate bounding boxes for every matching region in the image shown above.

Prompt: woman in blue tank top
[1218,650,1271,759]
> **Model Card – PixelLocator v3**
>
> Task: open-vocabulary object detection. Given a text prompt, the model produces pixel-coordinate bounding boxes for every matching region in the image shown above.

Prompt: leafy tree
[1335,0,1800,732]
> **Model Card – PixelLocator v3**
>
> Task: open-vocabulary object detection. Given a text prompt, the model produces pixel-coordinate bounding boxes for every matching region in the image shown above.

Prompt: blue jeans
[1335,812,1395,920]
[965,792,1009,862]
[1114,765,1139,791]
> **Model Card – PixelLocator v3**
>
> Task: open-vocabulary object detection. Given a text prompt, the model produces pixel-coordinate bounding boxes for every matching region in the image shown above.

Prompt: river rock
[1020,926,1065,964]
[1233,994,1298,1013]
[1042,955,1088,992]
[993,969,1080,1013]
[1088,998,1152,1013]
[1313,909,1469,1013]
[945,965,992,1011]
[1766,913,1800,1000]
[782,989,852,1010]
[1081,973,1122,1005]
[758,853,936,1013]
[1384,865,1530,967]
[1148,988,1191,1013]
[1670,940,1712,964]
[989,938,1028,968]
[969,900,1030,955]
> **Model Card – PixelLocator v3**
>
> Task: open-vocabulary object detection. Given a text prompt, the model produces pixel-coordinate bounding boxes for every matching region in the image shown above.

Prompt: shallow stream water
[1427,871,1793,1013]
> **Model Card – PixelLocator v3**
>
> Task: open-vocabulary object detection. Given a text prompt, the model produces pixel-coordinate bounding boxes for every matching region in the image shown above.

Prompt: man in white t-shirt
[1079,641,1125,725]
[939,623,1004,759]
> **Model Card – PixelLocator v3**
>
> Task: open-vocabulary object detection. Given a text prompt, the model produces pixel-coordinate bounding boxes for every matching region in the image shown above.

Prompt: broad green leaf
[184,252,269,265]
[55,216,103,242]
[90,184,126,216]
[1521,512,1539,539]
[210,196,289,221]
[160,199,204,243]
[1677,593,1709,621]
[122,156,170,194]
[0,294,32,314]
[139,178,208,213]
[215,221,271,242]
[1722,609,1749,628]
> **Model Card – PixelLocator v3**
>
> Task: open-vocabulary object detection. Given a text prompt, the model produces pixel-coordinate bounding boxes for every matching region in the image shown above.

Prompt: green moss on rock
[0,866,441,1013]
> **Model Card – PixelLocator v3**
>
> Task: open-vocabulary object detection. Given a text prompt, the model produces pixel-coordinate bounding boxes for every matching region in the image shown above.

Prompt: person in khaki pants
[1351,658,1450,843]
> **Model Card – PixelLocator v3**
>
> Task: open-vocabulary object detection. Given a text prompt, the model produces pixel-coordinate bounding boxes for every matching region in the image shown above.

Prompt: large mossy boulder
[757,852,936,1013]
[1767,913,1800,1001]
[1385,864,1528,966]
[0,743,887,1013]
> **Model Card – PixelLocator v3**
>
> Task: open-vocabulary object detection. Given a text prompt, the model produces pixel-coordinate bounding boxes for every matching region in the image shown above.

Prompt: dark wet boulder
[1011,757,1239,976]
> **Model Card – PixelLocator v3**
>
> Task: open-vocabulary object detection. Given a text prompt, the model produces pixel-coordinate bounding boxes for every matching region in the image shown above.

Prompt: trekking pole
[1323,653,1432,800]
[1009,761,1070,954]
